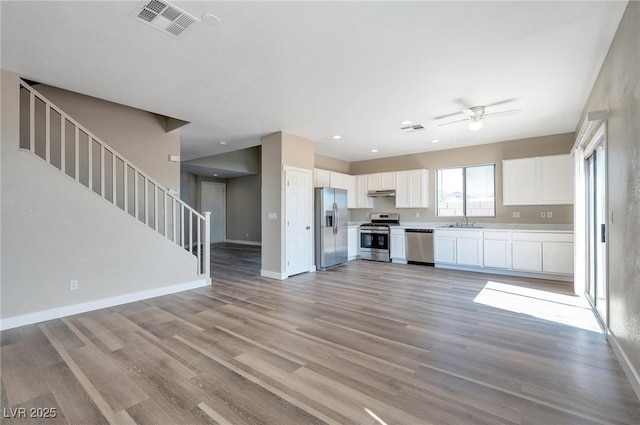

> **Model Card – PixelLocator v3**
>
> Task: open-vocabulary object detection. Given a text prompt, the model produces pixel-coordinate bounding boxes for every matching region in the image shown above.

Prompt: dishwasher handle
[405,228,434,233]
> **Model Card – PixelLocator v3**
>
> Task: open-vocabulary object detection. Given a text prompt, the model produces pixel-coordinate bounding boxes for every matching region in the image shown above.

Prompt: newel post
[204,211,211,281]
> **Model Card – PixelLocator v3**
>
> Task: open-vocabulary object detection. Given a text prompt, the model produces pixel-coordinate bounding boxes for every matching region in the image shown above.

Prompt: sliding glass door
[585,142,607,325]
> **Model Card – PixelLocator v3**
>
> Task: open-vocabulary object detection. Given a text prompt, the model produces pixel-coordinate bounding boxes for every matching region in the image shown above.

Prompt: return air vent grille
[401,124,425,132]
[133,0,198,37]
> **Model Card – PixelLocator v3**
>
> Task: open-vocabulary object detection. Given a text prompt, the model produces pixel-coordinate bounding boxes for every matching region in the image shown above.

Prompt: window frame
[436,163,496,218]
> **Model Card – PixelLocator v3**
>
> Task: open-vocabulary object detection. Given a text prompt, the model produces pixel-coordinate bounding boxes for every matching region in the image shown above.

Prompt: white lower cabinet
[542,241,574,274]
[512,241,543,272]
[390,228,406,263]
[455,233,483,267]
[434,236,456,264]
[347,226,359,260]
[435,229,573,279]
[483,232,511,269]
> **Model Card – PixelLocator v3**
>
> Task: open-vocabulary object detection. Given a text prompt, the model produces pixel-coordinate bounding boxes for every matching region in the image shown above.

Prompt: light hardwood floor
[2,243,639,424]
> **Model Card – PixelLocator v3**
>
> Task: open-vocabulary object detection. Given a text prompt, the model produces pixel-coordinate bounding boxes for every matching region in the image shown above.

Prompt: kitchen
[312,132,574,283]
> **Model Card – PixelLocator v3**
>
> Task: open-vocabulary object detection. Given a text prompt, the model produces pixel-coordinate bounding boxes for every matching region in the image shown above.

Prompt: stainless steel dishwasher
[405,229,434,266]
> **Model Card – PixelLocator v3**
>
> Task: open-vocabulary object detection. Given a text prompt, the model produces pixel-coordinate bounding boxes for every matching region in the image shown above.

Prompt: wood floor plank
[2,243,639,424]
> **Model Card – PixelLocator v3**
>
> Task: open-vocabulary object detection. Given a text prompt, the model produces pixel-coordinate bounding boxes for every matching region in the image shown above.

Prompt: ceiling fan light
[469,120,483,131]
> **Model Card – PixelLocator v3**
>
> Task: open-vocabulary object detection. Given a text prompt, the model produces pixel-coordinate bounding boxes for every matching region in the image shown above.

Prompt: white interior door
[285,167,312,276]
[201,182,226,243]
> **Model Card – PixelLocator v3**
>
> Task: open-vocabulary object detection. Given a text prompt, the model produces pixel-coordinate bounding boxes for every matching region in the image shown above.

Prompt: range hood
[367,189,396,197]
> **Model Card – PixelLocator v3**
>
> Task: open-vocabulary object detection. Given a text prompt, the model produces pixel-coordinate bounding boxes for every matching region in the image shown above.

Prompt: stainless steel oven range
[359,213,400,262]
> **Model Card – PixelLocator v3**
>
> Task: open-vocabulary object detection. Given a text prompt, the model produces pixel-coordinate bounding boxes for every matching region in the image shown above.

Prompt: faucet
[464,216,469,227]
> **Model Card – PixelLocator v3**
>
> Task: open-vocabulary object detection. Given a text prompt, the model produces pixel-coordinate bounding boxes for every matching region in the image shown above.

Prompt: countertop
[348,221,573,232]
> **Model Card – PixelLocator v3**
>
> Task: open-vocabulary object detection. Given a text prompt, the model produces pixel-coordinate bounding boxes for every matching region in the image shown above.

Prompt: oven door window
[361,232,389,250]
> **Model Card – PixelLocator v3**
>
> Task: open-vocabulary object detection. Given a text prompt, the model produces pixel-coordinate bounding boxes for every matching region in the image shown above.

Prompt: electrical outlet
[246,233,249,238]
[416,212,420,218]
[512,211,520,218]
[69,280,79,291]
[541,212,547,218]
[547,211,553,219]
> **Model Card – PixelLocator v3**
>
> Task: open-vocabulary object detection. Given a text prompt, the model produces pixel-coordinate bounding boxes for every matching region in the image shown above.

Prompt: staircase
[18,80,210,278]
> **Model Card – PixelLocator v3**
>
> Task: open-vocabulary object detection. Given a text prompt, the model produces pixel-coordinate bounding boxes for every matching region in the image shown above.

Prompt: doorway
[584,127,607,326]
[200,181,226,243]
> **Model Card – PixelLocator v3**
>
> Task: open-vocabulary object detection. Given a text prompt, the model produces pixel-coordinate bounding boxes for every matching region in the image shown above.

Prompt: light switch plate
[512,212,520,218]
[268,212,277,220]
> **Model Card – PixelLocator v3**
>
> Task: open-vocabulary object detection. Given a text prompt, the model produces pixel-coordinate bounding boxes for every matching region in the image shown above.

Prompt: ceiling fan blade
[484,98,517,108]
[484,108,521,118]
[454,98,474,109]
[433,111,464,120]
[438,117,469,126]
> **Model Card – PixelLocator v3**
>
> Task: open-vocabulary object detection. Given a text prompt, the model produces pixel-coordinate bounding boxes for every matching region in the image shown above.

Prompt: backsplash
[348,196,573,225]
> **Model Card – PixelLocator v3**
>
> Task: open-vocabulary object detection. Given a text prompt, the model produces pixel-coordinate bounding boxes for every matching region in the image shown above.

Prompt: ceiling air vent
[133,0,197,37]
[401,124,425,132]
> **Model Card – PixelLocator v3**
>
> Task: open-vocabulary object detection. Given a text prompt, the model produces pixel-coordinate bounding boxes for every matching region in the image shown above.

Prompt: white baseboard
[225,239,262,246]
[608,332,640,400]
[260,269,287,280]
[0,278,209,331]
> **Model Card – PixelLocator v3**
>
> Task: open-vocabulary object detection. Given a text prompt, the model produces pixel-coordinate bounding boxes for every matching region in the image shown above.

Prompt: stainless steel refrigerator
[315,187,348,271]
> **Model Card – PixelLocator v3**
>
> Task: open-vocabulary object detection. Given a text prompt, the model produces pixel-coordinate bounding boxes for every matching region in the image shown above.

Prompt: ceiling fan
[436,99,520,131]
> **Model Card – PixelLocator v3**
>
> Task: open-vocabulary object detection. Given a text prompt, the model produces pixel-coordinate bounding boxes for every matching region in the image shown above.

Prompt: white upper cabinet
[503,158,537,205]
[395,169,429,208]
[367,172,396,191]
[355,175,373,208]
[314,169,358,208]
[314,168,331,187]
[503,154,573,205]
[538,155,574,204]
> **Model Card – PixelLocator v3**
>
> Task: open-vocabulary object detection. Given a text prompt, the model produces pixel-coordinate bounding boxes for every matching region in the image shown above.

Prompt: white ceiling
[1,1,627,163]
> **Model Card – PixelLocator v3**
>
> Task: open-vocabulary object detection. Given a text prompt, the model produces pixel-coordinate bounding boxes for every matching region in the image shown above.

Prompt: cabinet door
[355,175,373,208]
[542,241,573,274]
[330,172,344,189]
[390,233,406,260]
[503,158,537,205]
[434,237,456,264]
[456,238,482,266]
[395,169,428,208]
[367,174,381,191]
[512,241,542,271]
[347,227,358,260]
[380,172,396,190]
[344,174,357,209]
[314,169,331,188]
[395,171,410,208]
[538,154,573,204]
[483,239,511,269]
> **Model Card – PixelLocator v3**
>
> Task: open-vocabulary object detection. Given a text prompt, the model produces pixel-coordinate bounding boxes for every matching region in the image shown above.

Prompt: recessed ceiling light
[219,141,227,145]
[201,13,221,27]
[371,149,379,153]
[400,120,412,125]
[213,173,218,177]
[332,135,342,140]
[430,139,440,144]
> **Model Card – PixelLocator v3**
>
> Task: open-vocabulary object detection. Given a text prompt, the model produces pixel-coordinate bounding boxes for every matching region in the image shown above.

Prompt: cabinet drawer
[483,231,511,241]
[512,232,573,243]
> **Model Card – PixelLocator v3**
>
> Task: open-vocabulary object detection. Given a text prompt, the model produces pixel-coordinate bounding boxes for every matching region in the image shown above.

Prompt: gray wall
[181,170,262,244]
[227,174,262,243]
[349,133,575,224]
[1,70,201,321]
[261,131,315,276]
[577,2,640,388]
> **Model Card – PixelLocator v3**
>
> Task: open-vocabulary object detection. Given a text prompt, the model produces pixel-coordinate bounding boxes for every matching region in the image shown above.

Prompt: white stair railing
[19,80,210,278]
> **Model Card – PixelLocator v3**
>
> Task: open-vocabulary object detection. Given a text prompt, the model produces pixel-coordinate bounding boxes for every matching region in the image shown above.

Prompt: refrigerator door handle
[333,202,338,234]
